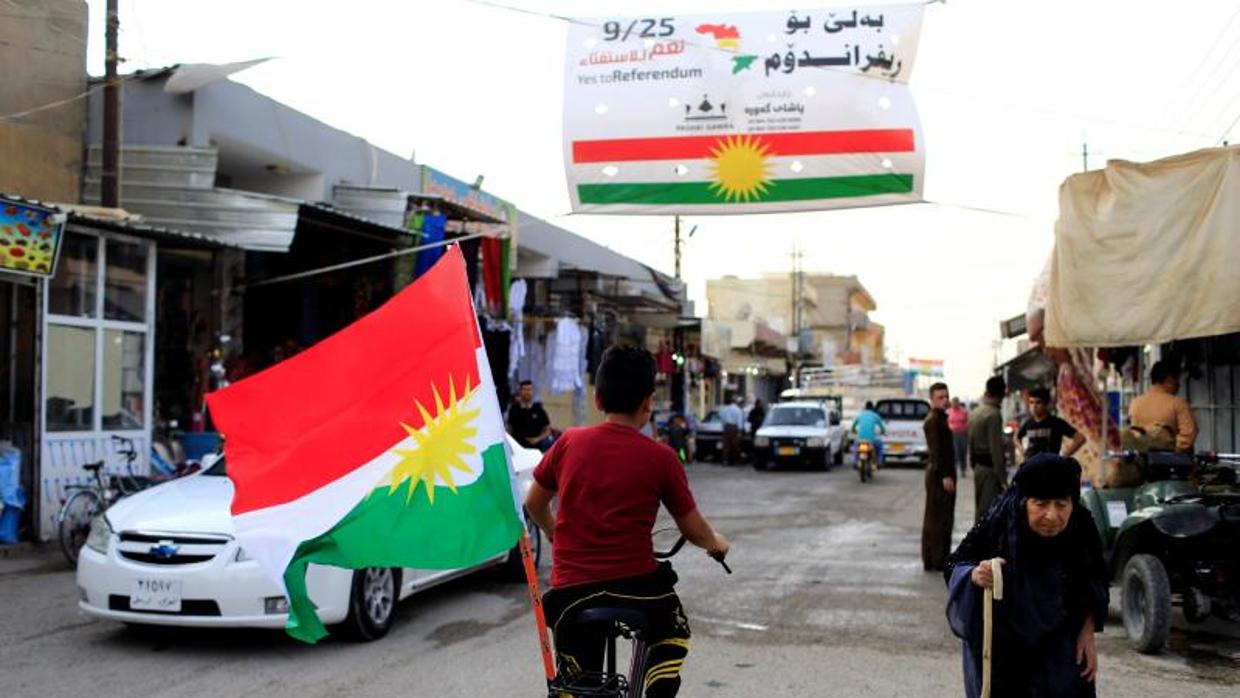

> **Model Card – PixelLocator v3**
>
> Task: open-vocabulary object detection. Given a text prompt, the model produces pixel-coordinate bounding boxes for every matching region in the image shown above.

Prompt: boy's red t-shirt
[533,421,697,589]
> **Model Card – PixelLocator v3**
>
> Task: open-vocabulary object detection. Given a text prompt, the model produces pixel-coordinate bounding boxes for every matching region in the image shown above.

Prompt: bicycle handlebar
[654,534,732,574]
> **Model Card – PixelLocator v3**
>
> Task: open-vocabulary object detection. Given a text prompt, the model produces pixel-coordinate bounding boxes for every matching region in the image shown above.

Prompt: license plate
[777,446,799,456]
[888,443,907,453]
[131,578,182,612]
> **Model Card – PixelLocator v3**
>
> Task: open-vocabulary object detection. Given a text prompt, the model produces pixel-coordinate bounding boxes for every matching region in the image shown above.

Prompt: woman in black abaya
[944,454,1109,698]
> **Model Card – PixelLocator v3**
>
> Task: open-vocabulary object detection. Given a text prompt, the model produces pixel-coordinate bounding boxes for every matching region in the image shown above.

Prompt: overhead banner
[564,5,925,215]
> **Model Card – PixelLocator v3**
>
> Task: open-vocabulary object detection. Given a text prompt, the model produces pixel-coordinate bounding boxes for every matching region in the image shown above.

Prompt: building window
[45,231,151,434]
[104,239,148,322]
[45,325,96,431]
[48,233,97,318]
[101,329,145,430]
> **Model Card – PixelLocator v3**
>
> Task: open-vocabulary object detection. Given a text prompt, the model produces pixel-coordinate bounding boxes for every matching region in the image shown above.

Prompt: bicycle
[57,435,150,565]
[546,532,731,698]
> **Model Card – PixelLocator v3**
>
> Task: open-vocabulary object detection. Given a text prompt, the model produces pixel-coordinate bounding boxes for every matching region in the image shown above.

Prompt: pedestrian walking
[1014,386,1085,463]
[948,396,970,477]
[968,376,1007,521]
[945,454,1109,697]
[922,382,957,572]
[720,396,745,465]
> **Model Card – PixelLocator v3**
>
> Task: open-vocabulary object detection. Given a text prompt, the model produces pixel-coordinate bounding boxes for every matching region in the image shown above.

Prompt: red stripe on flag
[207,248,482,515]
[572,129,915,163]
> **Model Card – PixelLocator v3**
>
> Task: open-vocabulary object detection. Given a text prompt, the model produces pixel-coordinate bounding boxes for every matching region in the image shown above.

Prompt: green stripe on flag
[282,442,522,643]
[577,174,914,205]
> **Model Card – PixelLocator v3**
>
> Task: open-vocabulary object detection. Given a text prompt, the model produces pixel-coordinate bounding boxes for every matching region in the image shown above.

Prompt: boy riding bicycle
[524,345,730,698]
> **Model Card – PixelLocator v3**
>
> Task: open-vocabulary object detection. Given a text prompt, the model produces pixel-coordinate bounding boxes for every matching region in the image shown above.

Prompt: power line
[0,76,133,121]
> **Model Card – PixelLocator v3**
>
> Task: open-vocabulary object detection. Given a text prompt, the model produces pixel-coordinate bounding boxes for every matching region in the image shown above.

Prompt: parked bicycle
[56,435,150,566]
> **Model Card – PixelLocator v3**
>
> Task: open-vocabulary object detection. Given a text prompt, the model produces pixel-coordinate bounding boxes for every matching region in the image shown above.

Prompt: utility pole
[101,0,121,208]
[673,215,682,279]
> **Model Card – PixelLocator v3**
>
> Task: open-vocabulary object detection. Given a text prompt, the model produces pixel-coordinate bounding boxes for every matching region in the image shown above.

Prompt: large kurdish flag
[206,248,523,643]
[570,129,918,212]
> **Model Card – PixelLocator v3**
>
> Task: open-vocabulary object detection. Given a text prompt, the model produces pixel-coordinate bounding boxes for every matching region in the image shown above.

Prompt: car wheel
[1121,554,1171,654]
[342,567,400,642]
[503,515,542,581]
[1183,587,1212,624]
[834,444,845,466]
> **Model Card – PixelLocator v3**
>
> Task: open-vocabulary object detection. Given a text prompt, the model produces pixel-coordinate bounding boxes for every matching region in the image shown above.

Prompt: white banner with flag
[564,5,926,215]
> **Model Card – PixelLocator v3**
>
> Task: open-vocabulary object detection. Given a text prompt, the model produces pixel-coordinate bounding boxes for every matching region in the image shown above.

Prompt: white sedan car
[76,435,543,640]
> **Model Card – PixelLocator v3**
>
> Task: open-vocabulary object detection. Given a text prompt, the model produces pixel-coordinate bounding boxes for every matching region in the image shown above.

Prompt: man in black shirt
[1014,386,1085,463]
[507,380,555,452]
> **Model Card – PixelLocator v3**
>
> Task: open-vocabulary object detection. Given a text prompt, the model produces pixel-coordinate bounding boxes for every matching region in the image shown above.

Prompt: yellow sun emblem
[707,135,773,202]
[382,376,480,505]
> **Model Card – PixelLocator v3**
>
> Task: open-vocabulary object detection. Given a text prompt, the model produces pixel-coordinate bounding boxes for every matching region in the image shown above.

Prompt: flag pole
[520,530,557,684]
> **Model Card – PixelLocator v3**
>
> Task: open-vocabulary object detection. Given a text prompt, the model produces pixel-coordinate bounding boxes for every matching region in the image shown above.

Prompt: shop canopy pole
[230,232,490,292]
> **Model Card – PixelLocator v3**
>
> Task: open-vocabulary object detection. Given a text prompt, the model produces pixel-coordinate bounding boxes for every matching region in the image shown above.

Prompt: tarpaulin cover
[1046,146,1240,347]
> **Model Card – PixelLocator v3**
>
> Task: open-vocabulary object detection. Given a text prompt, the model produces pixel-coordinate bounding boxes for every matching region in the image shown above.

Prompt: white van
[874,398,931,465]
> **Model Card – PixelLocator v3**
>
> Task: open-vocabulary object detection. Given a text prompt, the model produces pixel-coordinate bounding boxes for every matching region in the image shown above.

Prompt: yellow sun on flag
[383,376,480,505]
[707,135,773,202]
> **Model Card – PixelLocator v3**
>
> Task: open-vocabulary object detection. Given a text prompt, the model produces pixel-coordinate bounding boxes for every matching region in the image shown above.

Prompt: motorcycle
[856,440,876,483]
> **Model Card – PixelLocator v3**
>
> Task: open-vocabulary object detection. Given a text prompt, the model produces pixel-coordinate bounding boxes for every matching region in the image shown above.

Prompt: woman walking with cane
[944,454,1109,697]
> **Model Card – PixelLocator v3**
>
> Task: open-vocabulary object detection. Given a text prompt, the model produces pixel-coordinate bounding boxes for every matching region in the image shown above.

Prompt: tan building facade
[706,272,885,367]
[0,1,88,202]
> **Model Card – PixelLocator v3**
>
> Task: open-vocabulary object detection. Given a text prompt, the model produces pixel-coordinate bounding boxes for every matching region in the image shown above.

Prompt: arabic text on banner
[563,6,926,215]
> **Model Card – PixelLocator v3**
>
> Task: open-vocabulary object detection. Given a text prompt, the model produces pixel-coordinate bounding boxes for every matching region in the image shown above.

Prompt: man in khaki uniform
[968,376,1007,521]
[1129,361,1198,453]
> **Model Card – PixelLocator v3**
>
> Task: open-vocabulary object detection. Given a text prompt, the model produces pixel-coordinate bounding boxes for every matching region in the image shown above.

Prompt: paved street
[3,462,1238,697]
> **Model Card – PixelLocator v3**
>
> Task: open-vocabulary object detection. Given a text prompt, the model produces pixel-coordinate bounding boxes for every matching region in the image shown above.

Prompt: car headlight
[85,515,113,554]
[754,436,770,447]
[807,437,826,448]
[234,546,253,563]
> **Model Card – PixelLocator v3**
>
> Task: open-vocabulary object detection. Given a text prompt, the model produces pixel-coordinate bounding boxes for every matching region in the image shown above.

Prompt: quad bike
[1080,451,1240,654]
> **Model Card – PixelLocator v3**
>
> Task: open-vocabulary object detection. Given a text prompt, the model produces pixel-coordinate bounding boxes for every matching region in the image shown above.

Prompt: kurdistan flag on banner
[205,247,523,643]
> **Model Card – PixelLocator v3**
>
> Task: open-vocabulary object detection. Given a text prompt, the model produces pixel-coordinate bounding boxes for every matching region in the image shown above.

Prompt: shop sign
[419,166,510,225]
[0,197,65,277]
[563,5,925,214]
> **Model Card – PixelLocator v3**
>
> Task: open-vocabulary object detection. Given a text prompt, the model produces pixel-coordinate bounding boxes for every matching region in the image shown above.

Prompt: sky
[83,0,1240,397]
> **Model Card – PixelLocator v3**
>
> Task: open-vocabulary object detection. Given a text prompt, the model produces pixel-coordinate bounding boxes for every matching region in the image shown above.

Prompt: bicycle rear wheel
[59,490,103,566]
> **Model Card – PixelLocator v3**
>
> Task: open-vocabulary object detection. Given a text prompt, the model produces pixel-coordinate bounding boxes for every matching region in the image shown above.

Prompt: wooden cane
[981,559,1005,698]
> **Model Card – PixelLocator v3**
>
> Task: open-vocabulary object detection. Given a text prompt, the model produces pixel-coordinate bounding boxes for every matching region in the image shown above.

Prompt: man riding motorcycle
[852,401,887,467]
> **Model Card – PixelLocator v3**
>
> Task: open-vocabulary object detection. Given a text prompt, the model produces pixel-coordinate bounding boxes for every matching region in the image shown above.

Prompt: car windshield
[703,411,722,424]
[202,457,226,476]
[876,401,930,420]
[765,407,825,426]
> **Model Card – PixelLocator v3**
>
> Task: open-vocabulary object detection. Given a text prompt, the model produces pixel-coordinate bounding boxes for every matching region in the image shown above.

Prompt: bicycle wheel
[59,490,103,566]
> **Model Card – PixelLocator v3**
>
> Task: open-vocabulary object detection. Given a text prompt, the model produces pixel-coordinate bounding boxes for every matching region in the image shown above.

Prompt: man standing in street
[922,382,957,572]
[747,398,767,439]
[507,380,556,452]
[948,397,970,477]
[720,396,745,465]
[1129,360,1199,453]
[1015,386,1085,463]
[968,376,1007,521]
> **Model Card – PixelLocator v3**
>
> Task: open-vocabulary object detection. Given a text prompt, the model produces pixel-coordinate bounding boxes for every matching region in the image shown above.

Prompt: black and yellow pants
[543,563,691,698]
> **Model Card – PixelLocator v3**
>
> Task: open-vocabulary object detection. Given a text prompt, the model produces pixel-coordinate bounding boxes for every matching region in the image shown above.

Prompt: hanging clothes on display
[518,331,546,402]
[508,279,528,387]
[547,317,584,394]
[460,236,482,297]
[481,238,505,317]
[481,318,512,410]
[573,324,589,425]
[413,214,447,278]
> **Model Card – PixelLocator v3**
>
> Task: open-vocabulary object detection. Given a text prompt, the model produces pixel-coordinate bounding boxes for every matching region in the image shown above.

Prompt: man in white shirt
[720,396,746,465]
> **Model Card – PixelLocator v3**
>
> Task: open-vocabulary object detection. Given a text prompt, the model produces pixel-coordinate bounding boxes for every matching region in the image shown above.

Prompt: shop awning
[1047,146,1240,347]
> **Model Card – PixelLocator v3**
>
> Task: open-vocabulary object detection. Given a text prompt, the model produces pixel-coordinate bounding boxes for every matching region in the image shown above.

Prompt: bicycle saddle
[82,461,104,473]
[574,607,650,633]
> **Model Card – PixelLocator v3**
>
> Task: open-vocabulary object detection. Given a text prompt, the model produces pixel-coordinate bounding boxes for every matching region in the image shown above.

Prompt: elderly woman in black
[945,454,1109,697]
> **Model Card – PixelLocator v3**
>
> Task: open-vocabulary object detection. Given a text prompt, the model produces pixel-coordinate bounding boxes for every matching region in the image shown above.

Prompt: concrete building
[706,272,885,367]
[0,0,88,202]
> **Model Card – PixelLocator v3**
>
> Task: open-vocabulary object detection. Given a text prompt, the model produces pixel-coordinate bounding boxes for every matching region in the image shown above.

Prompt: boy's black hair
[1150,360,1179,385]
[985,375,1006,399]
[518,379,534,388]
[1028,386,1051,403]
[595,345,655,414]
[929,381,949,396]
